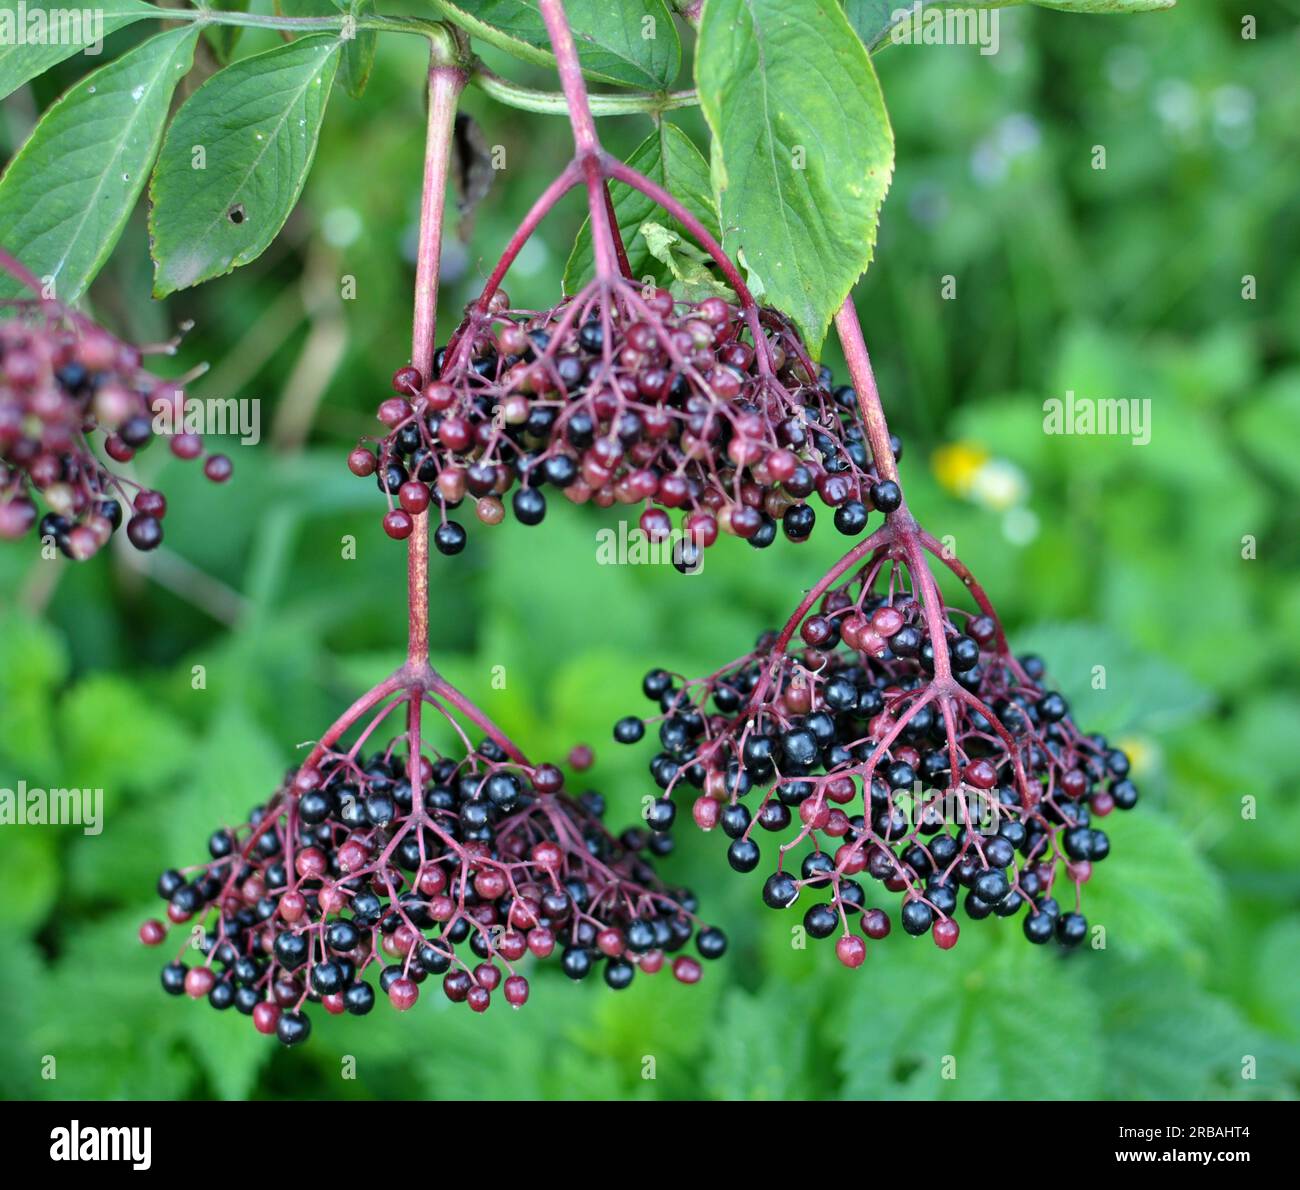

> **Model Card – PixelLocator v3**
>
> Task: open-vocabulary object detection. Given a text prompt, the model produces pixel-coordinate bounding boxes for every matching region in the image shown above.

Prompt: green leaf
[0,611,68,772]
[341,0,379,98]
[277,0,378,98]
[564,123,718,291]
[148,34,342,296]
[841,0,900,49]
[0,0,163,101]
[1010,621,1212,737]
[0,27,198,302]
[432,0,681,89]
[206,0,252,66]
[843,0,1173,53]
[1090,955,1267,1098]
[1083,809,1224,954]
[705,987,810,1099]
[1236,372,1300,494]
[697,0,894,356]
[60,674,192,791]
[836,929,1104,1098]
[639,220,735,302]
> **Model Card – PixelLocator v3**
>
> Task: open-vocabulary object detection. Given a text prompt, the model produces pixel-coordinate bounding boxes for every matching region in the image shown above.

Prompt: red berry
[204,454,233,483]
[672,956,702,984]
[138,919,166,946]
[504,975,529,1008]
[384,509,414,540]
[388,978,419,1011]
[253,1002,281,1035]
[836,935,867,968]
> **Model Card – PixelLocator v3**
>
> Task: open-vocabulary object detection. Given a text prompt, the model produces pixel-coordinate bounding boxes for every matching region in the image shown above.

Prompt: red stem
[411,58,467,378]
[602,181,633,280]
[408,53,465,665]
[834,299,899,487]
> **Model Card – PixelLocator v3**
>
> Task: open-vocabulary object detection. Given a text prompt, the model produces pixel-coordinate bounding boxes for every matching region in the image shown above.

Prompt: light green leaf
[432,0,680,89]
[60,674,193,791]
[148,34,341,296]
[1236,372,1300,494]
[0,0,163,101]
[705,987,810,1099]
[0,27,198,302]
[698,0,894,356]
[0,611,68,771]
[639,220,735,302]
[565,123,719,292]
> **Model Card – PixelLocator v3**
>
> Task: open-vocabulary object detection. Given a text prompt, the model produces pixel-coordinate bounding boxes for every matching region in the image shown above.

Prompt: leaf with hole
[0,26,198,302]
[0,0,163,101]
[564,123,718,292]
[697,0,894,357]
[433,0,680,89]
[148,34,341,296]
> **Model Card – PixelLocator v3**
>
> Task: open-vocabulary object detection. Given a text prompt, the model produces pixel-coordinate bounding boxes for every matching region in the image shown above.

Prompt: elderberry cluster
[142,736,722,1046]
[615,561,1136,968]
[349,287,901,565]
[0,309,230,558]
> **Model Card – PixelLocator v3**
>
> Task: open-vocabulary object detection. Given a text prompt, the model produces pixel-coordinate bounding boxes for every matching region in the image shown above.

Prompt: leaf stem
[471,66,698,115]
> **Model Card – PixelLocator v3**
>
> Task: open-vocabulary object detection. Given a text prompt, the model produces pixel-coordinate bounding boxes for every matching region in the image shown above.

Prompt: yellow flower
[932,442,990,499]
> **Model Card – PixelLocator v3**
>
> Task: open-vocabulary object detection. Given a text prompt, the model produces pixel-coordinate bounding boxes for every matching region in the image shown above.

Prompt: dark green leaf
[0,27,198,302]
[433,0,680,89]
[0,0,163,101]
[1082,810,1225,954]
[1011,621,1211,736]
[206,0,252,66]
[564,122,718,292]
[277,0,378,98]
[837,930,1104,1098]
[1090,955,1267,1098]
[148,34,341,296]
[697,0,894,356]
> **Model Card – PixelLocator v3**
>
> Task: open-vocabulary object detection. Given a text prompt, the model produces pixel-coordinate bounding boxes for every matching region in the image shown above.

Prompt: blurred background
[1,1,1297,1099]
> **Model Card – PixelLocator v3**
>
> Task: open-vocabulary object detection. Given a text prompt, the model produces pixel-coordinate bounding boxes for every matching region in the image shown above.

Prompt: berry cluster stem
[408,49,467,667]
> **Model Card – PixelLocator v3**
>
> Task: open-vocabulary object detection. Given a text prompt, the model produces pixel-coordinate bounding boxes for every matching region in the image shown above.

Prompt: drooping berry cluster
[349,284,901,565]
[615,540,1136,968]
[142,713,722,1046]
[0,306,230,559]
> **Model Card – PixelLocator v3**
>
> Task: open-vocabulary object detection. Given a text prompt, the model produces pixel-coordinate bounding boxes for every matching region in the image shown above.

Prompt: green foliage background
[2,1,1298,1100]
